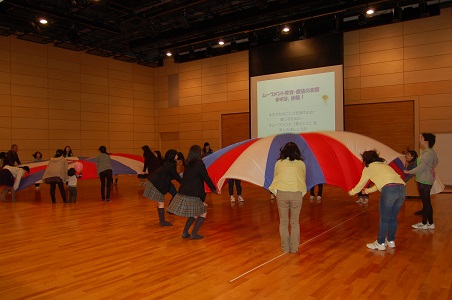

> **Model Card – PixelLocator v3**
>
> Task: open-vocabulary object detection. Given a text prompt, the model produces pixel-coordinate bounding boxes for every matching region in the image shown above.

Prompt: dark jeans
[50,181,66,203]
[99,169,112,200]
[310,184,323,197]
[417,182,433,224]
[228,179,242,195]
[68,186,77,203]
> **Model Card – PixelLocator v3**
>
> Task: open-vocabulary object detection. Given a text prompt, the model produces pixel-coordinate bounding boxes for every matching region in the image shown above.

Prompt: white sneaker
[316,196,322,202]
[238,195,245,202]
[385,238,396,248]
[309,196,315,201]
[356,198,363,204]
[230,196,236,202]
[412,222,428,230]
[366,240,386,251]
[362,198,369,204]
[427,223,435,230]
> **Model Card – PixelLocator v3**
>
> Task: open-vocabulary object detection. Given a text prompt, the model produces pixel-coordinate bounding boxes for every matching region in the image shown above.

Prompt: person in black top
[168,145,220,239]
[144,149,182,226]
[201,142,213,158]
[138,145,161,186]
[3,144,21,167]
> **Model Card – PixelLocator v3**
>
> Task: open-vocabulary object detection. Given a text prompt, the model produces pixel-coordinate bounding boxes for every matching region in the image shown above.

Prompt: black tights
[49,181,66,203]
[99,169,113,200]
[417,182,433,224]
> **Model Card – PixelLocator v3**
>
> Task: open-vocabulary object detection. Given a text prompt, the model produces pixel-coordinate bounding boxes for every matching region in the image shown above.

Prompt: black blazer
[148,163,181,195]
[177,160,216,201]
[143,152,161,174]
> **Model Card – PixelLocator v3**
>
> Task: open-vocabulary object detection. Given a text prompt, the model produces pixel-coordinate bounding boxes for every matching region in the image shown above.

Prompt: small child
[404,150,418,182]
[67,168,80,203]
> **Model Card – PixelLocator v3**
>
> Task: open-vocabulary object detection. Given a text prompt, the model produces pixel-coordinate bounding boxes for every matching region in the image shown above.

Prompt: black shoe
[414,210,423,215]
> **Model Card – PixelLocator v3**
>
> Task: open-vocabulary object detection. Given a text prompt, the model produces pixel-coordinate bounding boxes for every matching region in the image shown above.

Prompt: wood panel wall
[345,101,414,153]
[221,113,250,147]
[344,7,452,143]
[0,37,155,160]
[154,52,249,155]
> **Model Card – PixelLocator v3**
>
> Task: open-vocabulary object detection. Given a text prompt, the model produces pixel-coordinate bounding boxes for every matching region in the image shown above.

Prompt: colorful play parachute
[202,131,409,192]
[18,154,144,191]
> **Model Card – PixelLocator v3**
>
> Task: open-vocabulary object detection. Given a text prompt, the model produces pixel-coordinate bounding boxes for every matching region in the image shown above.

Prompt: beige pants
[276,190,303,253]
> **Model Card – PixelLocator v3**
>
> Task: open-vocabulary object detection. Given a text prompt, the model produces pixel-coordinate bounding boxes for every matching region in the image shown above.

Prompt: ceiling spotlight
[166,51,172,57]
[218,39,224,46]
[366,7,375,15]
[38,18,48,25]
[282,25,290,33]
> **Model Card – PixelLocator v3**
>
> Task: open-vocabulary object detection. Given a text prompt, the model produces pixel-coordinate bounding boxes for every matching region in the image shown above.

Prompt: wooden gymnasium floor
[0,176,451,300]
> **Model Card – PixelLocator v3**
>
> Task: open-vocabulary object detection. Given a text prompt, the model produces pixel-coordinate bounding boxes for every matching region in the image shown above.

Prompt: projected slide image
[257,72,335,136]
[251,64,343,138]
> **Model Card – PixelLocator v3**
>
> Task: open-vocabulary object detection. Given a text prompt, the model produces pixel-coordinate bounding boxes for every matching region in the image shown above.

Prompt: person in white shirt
[0,165,30,202]
[67,167,81,203]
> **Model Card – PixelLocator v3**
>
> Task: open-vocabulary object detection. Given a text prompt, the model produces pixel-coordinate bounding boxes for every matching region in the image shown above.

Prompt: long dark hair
[406,149,418,162]
[163,149,178,165]
[177,151,185,165]
[186,145,202,165]
[63,146,73,157]
[155,150,163,163]
[142,145,152,156]
[32,151,43,159]
[361,150,385,167]
[278,142,303,161]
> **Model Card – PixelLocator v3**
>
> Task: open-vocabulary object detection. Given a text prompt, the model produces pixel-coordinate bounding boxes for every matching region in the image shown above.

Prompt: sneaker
[356,198,363,204]
[316,196,322,202]
[309,196,315,201]
[230,196,236,203]
[412,222,428,229]
[385,239,396,248]
[427,223,435,230]
[238,195,245,202]
[366,240,386,251]
[362,198,369,204]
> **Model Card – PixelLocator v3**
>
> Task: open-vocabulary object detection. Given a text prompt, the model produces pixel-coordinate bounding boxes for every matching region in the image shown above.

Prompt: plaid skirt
[167,193,207,217]
[143,181,165,202]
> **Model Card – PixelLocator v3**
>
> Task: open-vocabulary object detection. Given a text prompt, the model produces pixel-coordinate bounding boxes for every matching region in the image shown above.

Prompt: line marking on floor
[229,210,366,283]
